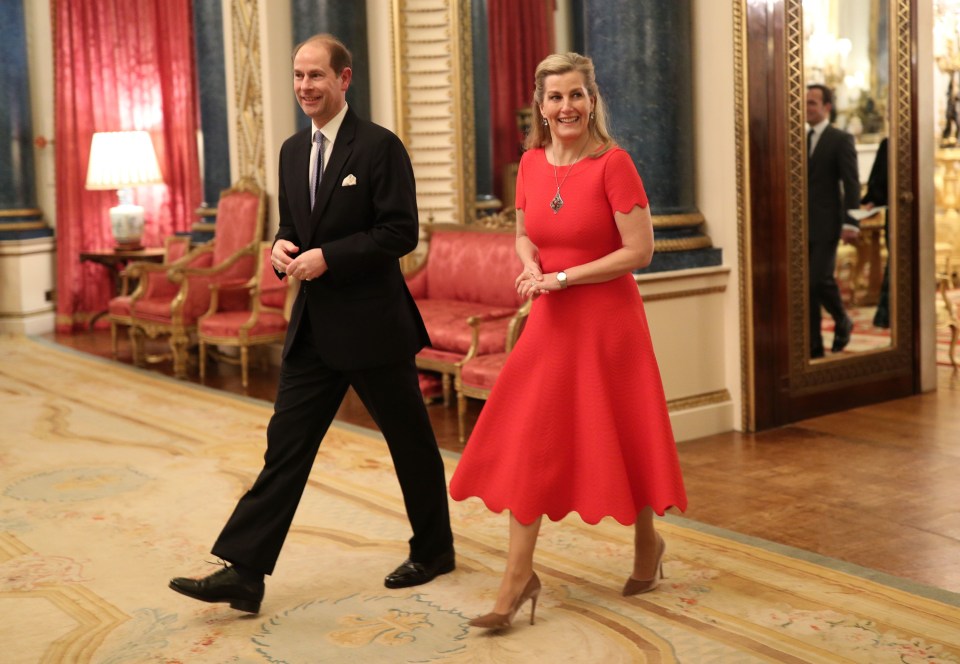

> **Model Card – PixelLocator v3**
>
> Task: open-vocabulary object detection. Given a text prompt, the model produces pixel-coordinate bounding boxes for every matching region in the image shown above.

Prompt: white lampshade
[85,131,164,249]
[85,131,163,190]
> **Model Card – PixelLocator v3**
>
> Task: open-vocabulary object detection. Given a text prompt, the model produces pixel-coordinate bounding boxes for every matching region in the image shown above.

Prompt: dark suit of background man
[169,34,455,614]
[806,84,861,359]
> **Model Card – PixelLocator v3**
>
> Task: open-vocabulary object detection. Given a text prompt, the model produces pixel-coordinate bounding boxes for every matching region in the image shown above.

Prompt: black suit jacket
[807,124,861,246]
[275,107,430,370]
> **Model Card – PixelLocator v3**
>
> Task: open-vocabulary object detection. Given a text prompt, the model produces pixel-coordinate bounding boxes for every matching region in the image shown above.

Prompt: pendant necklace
[550,140,588,214]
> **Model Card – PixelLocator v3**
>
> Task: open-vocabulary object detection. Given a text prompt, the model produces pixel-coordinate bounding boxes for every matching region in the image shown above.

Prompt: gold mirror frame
[785,0,914,389]
[391,0,476,226]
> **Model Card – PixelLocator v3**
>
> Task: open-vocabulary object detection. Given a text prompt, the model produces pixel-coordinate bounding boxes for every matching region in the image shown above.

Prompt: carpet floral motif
[6,467,151,502]
[253,593,468,663]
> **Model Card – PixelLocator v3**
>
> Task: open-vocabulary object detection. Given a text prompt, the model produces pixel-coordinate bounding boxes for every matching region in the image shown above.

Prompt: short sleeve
[515,152,528,210]
[604,149,649,213]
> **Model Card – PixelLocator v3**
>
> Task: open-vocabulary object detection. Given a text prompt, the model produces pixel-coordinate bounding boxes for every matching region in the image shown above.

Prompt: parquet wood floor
[47,330,960,594]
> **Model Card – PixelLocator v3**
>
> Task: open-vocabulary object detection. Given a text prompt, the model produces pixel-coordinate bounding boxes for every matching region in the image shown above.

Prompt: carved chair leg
[442,373,452,407]
[110,322,119,359]
[128,326,143,366]
[950,323,959,368]
[241,346,250,389]
[199,341,207,382]
[171,334,188,379]
[457,383,467,445]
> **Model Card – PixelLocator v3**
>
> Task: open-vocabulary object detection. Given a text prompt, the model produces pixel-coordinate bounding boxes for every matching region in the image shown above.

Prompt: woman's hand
[515,260,545,299]
[516,270,565,299]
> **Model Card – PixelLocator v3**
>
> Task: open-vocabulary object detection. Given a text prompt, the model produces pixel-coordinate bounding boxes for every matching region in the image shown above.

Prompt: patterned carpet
[2,335,959,663]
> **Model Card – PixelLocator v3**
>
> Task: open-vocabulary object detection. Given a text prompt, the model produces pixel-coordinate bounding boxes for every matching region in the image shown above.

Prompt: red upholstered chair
[455,299,530,443]
[198,242,297,388]
[107,235,191,359]
[404,225,524,405]
[128,178,265,378]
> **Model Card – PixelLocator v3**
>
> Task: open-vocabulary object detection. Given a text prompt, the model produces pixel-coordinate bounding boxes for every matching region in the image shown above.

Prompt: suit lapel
[310,108,357,226]
[291,130,313,242]
[809,126,832,170]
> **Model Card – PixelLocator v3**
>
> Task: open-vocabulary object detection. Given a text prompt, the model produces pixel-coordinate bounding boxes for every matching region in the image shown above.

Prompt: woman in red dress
[449,52,687,629]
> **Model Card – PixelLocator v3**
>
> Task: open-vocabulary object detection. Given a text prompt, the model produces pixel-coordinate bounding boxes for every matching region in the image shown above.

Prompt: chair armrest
[169,244,256,282]
[204,277,257,317]
[461,304,529,364]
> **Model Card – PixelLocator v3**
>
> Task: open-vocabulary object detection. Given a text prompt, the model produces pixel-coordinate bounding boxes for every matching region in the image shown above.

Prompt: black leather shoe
[169,565,264,613]
[384,549,455,589]
[832,315,853,352]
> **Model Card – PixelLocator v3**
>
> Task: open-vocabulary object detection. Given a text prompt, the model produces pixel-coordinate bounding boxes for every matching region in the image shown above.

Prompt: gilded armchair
[128,178,266,377]
[107,235,191,359]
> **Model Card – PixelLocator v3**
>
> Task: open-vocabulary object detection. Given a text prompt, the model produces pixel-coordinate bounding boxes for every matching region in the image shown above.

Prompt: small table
[80,247,166,327]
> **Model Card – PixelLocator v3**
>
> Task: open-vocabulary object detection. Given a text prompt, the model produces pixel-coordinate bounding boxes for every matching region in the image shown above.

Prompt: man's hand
[272,240,299,274]
[286,248,328,281]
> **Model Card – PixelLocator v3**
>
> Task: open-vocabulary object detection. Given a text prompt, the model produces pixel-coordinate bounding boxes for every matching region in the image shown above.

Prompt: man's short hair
[292,34,352,74]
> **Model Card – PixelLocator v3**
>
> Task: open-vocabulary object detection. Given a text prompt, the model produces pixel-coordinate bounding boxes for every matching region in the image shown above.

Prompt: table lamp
[85,130,164,250]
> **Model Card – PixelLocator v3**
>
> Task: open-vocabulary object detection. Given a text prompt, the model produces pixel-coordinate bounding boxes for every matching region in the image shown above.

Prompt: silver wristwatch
[557,271,568,289]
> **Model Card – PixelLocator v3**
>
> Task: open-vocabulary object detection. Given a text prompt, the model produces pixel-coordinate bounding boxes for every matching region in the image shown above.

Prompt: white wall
[367,0,397,131]
[693,0,742,429]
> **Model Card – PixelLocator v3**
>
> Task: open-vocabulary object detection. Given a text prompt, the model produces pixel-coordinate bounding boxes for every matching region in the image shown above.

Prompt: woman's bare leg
[631,506,659,580]
[491,513,542,614]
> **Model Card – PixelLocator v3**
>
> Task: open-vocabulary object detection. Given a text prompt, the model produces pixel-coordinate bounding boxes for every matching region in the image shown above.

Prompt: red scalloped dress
[449,147,687,525]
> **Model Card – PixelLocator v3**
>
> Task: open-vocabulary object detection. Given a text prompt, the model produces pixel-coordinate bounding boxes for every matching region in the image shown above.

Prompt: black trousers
[809,240,847,356]
[211,321,453,575]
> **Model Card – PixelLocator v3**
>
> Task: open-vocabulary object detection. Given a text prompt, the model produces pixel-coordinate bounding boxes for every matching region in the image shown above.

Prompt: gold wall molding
[641,285,727,303]
[0,209,43,218]
[0,222,47,231]
[231,0,266,188]
[393,0,474,225]
[667,389,732,412]
[652,212,706,228]
[654,236,713,252]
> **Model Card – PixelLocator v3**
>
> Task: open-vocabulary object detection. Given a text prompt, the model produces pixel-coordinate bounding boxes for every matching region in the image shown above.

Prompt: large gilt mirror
[743,0,916,429]
[788,0,913,388]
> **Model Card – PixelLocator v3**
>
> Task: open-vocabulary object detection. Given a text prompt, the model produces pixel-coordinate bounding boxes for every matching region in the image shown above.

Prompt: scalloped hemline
[453,494,686,527]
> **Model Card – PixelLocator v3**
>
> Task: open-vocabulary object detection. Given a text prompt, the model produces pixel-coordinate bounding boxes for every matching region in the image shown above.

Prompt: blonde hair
[524,52,616,156]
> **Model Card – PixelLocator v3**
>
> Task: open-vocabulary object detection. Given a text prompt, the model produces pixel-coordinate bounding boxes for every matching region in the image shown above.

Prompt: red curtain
[487,0,554,201]
[54,0,202,332]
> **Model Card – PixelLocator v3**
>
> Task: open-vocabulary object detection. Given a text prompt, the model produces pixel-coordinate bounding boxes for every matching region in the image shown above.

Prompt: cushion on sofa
[460,352,510,391]
[416,299,515,355]
[419,231,522,308]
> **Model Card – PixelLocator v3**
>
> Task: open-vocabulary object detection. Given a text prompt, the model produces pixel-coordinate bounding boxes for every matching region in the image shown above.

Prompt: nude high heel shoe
[468,572,541,629]
[622,534,666,596]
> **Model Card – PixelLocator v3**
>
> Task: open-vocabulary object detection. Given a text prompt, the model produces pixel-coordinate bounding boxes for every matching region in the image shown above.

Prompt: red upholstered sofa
[404,224,525,405]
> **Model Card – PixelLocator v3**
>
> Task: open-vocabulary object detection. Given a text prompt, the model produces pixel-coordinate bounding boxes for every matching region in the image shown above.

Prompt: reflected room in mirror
[802,0,892,361]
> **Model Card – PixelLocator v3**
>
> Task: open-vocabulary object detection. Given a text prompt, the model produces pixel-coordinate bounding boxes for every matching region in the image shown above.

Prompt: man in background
[806,83,861,358]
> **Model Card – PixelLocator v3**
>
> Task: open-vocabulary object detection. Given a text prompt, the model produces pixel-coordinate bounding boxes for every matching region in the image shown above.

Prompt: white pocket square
[341,174,357,186]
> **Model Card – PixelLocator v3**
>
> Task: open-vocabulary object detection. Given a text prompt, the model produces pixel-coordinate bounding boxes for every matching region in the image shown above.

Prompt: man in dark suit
[169,34,454,614]
[806,84,861,358]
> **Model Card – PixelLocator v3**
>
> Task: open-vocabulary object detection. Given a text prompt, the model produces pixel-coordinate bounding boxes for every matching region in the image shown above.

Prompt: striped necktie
[310,130,326,210]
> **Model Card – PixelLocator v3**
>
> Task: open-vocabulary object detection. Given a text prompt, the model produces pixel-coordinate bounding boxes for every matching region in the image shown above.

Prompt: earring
[542,118,548,126]
[590,112,595,120]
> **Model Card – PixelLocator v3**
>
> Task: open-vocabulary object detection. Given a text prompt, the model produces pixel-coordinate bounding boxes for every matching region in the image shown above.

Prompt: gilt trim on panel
[231,0,266,188]
[733,0,755,430]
